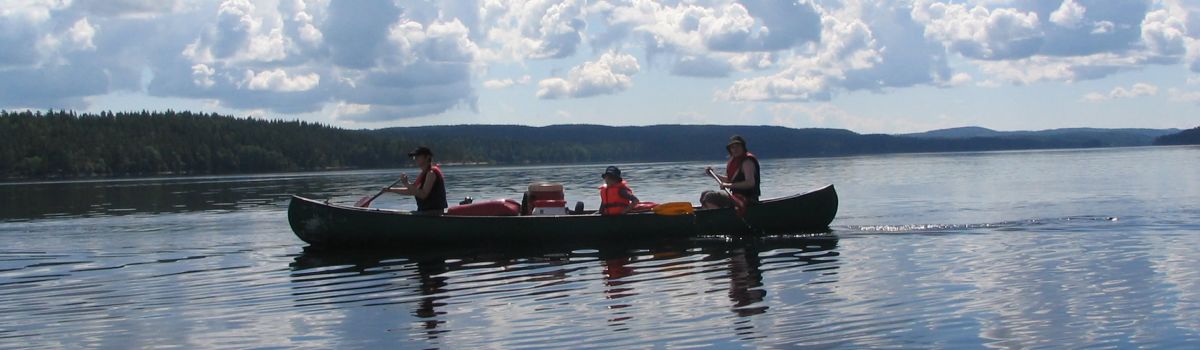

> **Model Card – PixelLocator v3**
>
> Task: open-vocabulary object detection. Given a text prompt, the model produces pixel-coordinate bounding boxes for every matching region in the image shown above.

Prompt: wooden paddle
[706,168,760,234]
[707,168,747,216]
[355,176,407,208]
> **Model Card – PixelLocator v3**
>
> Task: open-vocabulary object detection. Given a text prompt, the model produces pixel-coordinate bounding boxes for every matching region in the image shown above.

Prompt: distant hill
[1154,126,1200,145]
[0,109,1186,179]
[377,124,1177,163]
[901,126,1003,138]
[372,124,868,163]
[903,126,1179,147]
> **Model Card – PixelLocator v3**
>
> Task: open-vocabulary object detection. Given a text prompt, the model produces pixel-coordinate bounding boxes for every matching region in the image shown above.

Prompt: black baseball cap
[602,166,622,179]
[408,146,433,157]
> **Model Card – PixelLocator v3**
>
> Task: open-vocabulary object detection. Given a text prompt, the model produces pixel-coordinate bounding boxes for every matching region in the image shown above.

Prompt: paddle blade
[354,196,373,208]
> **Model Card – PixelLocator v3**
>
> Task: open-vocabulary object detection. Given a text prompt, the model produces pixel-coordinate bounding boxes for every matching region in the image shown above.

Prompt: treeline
[374,124,1168,162]
[0,110,416,178]
[0,109,1183,180]
[1153,126,1200,145]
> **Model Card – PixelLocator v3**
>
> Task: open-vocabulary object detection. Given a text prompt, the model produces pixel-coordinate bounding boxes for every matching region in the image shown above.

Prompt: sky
[1,0,1199,134]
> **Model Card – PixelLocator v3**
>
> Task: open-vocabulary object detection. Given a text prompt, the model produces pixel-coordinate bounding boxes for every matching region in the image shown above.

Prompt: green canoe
[288,184,837,248]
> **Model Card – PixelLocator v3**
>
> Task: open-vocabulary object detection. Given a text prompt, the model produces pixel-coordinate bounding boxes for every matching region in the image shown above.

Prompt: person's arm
[385,173,415,194]
[619,188,639,214]
[413,170,437,200]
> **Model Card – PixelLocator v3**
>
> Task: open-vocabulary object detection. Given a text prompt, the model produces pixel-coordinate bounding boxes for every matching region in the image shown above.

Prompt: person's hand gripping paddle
[355,175,407,208]
[706,168,747,216]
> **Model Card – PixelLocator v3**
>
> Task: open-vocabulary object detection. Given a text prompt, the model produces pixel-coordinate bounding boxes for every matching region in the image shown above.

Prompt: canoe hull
[288,185,837,247]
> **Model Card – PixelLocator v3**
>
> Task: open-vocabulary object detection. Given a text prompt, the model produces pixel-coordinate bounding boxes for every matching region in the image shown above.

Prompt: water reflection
[5,146,1197,348]
[288,235,839,347]
[0,173,354,220]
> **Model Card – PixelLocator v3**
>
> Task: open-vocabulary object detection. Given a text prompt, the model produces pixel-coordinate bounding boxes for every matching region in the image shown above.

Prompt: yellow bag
[652,202,695,216]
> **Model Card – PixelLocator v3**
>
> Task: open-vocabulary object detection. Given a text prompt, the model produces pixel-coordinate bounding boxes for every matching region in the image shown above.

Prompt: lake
[2,146,1198,349]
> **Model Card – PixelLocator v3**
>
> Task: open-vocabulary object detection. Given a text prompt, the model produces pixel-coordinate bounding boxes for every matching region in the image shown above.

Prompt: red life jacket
[725,152,761,203]
[599,180,634,215]
[413,164,447,211]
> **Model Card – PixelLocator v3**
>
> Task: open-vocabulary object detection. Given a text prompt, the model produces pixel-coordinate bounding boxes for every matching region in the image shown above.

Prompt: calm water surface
[1,146,1198,349]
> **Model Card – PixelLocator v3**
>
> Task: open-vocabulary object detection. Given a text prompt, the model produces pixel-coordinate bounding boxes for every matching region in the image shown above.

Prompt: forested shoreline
[0,110,1188,180]
[0,110,415,178]
[1153,126,1200,145]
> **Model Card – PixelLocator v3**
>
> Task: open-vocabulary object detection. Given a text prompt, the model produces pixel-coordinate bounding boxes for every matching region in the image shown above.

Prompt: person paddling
[599,166,640,215]
[385,146,448,214]
[703,135,761,208]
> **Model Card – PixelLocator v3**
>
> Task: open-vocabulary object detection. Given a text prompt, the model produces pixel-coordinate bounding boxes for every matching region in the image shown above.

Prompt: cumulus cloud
[1083,83,1159,101]
[976,53,1141,84]
[1050,0,1086,29]
[67,18,97,50]
[941,73,973,87]
[913,0,1045,60]
[483,75,532,89]
[481,0,587,60]
[3,0,1200,123]
[191,64,216,88]
[537,51,639,99]
[720,2,883,102]
[241,68,319,92]
[1142,8,1189,58]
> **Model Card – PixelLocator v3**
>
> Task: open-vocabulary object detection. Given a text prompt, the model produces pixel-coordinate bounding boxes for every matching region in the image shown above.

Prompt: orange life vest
[599,180,633,215]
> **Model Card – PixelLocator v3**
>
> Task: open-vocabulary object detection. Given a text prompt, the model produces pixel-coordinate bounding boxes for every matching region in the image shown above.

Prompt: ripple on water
[2,219,1200,348]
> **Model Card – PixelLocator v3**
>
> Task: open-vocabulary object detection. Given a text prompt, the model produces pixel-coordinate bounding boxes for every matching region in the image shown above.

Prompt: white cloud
[67,18,96,50]
[388,19,479,65]
[595,0,820,53]
[728,52,776,71]
[1168,88,1200,103]
[1115,83,1160,98]
[180,0,293,64]
[0,0,63,23]
[483,75,532,89]
[1083,83,1159,101]
[191,64,216,88]
[333,101,372,117]
[1081,92,1107,102]
[1091,20,1115,34]
[241,68,319,92]
[699,3,760,51]
[3,0,1200,126]
[481,0,587,60]
[977,53,1141,84]
[912,1,1044,60]
[281,0,322,46]
[720,3,882,102]
[1050,0,1086,29]
[943,72,974,87]
[1142,9,1189,58]
[537,51,639,99]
